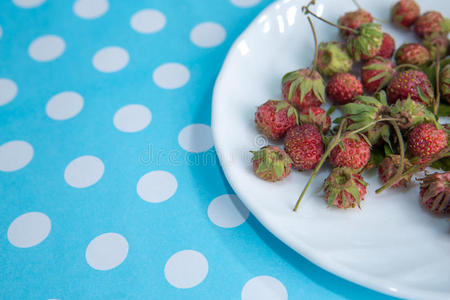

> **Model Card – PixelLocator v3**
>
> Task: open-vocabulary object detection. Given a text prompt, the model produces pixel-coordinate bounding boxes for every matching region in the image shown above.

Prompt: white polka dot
[113,104,151,133]
[85,233,128,271]
[28,35,65,62]
[92,46,129,73]
[130,9,166,34]
[190,22,226,48]
[0,140,33,172]
[153,63,190,89]
[73,0,109,19]
[46,91,84,120]
[208,194,249,228]
[0,78,18,106]
[242,276,288,300]
[230,0,261,8]
[64,155,104,188]
[137,171,177,203]
[164,250,208,289]
[178,124,213,153]
[12,0,45,8]
[0,26,3,39]
[7,212,51,248]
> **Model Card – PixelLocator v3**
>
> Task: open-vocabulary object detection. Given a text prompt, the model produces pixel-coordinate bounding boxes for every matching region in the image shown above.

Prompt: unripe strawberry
[338,10,373,38]
[284,124,324,171]
[418,172,450,215]
[361,57,396,94]
[414,11,448,38]
[378,155,413,188]
[407,123,447,163]
[282,69,325,110]
[251,146,292,182]
[391,0,420,28]
[299,106,331,134]
[323,167,368,209]
[395,43,430,66]
[326,73,363,105]
[387,69,434,106]
[329,135,371,170]
[255,100,298,140]
[317,42,353,77]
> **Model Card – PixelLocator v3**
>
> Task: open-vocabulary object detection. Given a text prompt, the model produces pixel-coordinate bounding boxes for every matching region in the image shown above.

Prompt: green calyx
[323,167,367,208]
[362,58,395,93]
[282,69,326,104]
[317,42,353,77]
[251,146,292,180]
[275,101,299,125]
[347,23,383,61]
[389,96,437,130]
[299,108,330,133]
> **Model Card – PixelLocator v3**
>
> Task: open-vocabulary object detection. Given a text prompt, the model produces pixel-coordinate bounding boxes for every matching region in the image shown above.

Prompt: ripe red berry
[407,123,447,163]
[414,11,446,38]
[329,136,371,170]
[395,43,430,66]
[284,124,324,171]
[419,172,450,215]
[338,10,373,38]
[360,33,395,60]
[391,0,420,28]
[255,100,298,140]
[299,106,331,134]
[282,69,325,110]
[387,69,434,106]
[326,73,363,105]
[361,57,396,94]
[378,155,413,188]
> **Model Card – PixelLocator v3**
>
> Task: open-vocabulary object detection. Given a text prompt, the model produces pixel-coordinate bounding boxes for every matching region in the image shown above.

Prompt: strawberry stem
[302,3,358,34]
[307,16,319,75]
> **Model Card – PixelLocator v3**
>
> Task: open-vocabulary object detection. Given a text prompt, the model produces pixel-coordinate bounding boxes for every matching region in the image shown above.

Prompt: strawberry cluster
[250,0,450,216]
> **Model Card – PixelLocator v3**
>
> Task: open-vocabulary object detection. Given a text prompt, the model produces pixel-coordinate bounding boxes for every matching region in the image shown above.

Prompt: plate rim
[211,1,448,299]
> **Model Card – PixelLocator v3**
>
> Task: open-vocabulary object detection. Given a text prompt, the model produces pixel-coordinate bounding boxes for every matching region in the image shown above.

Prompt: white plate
[212,0,450,299]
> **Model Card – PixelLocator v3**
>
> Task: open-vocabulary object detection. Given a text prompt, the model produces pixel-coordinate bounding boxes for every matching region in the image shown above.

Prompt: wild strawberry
[389,97,436,130]
[423,33,448,60]
[316,41,353,77]
[323,167,368,208]
[414,11,448,38]
[378,155,413,188]
[255,100,298,140]
[418,172,450,215]
[361,57,396,94]
[395,43,430,66]
[441,64,450,104]
[284,124,324,171]
[326,73,363,105]
[282,69,325,110]
[387,69,434,106]
[299,106,331,134]
[338,10,373,38]
[407,123,447,163]
[391,0,420,28]
[251,145,292,182]
[374,33,396,59]
[329,135,371,170]
[347,23,384,61]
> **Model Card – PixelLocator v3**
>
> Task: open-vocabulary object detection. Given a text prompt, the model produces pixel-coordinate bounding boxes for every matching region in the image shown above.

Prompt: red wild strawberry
[323,167,368,208]
[284,124,324,171]
[338,10,373,38]
[418,172,450,215]
[326,73,363,105]
[387,69,434,106]
[361,57,396,94]
[299,106,331,134]
[378,155,413,188]
[347,23,384,61]
[251,145,292,182]
[414,11,448,38]
[391,0,420,28]
[441,64,450,104]
[361,33,396,60]
[255,100,298,140]
[407,123,447,163]
[282,69,325,110]
[395,43,430,66]
[329,135,371,170]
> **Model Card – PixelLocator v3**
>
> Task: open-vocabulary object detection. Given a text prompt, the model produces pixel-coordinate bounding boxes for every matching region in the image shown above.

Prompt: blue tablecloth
[0,0,397,299]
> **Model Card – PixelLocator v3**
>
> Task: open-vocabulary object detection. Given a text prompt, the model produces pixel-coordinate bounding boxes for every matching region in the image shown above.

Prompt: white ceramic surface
[212,0,450,299]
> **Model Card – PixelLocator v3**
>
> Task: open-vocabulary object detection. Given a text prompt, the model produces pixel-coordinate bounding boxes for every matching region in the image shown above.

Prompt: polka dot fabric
[0,1,393,299]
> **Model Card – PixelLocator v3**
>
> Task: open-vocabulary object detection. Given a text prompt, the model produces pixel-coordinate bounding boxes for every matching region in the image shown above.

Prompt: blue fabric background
[0,0,398,299]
